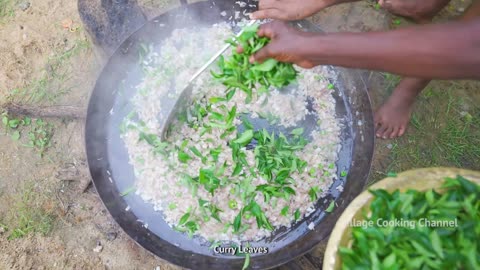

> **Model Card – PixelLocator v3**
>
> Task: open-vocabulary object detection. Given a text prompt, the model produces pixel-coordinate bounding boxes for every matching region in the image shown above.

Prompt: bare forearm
[325,0,361,6]
[302,19,480,79]
[251,0,361,20]
[391,1,480,95]
[322,0,361,7]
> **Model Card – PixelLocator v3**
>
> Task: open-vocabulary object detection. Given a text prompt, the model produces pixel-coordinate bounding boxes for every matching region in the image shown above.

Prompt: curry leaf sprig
[198,168,222,196]
[340,176,480,270]
[233,199,274,233]
[139,131,169,156]
[228,123,309,233]
[174,211,200,238]
[253,128,308,184]
[228,126,307,198]
[211,24,297,103]
[203,104,238,139]
[198,198,223,223]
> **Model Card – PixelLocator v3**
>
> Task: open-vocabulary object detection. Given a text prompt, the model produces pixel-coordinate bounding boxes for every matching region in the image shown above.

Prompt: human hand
[245,21,320,69]
[250,0,333,21]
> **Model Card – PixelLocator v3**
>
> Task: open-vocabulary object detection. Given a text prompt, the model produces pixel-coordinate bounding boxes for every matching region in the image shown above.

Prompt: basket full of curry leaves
[339,175,480,270]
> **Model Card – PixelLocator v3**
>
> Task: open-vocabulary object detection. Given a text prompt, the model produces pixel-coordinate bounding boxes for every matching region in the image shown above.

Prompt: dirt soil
[0,0,477,269]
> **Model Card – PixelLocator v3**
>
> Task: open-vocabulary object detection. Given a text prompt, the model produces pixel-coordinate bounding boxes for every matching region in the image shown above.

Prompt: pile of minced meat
[121,23,342,243]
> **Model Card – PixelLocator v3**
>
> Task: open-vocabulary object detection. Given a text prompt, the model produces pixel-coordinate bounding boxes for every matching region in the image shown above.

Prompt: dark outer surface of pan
[85,0,375,269]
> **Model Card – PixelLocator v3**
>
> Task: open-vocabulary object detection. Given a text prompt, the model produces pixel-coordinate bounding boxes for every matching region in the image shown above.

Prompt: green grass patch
[372,83,480,183]
[8,39,91,105]
[2,113,54,157]
[0,0,17,20]
[3,182,57,240]
[381,72,401,95]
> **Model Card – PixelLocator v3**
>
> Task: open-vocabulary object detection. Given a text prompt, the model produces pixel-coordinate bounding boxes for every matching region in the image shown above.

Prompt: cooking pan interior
[85,0,375,269]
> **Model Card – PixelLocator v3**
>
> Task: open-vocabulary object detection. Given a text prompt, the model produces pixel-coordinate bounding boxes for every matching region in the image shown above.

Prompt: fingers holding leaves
[250,44,274,64]
[250,21,294,64]
[257,21,288,38]
[213,22,298,102]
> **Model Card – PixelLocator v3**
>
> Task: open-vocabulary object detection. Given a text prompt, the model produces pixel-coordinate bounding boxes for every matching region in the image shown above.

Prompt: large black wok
[85,0,375,269]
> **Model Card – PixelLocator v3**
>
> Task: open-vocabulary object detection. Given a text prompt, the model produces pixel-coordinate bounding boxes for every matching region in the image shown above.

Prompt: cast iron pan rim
[85,2,375,269]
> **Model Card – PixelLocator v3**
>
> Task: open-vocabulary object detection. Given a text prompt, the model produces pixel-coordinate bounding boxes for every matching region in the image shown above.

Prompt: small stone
[0,226,5,234]
[457,7,465,13]
[93,242,103,253]
[17,1,30,11]
[387,144,393,150]
[106,232,117,241]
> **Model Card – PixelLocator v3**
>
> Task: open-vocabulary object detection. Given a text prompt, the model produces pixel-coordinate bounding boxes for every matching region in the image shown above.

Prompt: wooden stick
[3,103,86,119]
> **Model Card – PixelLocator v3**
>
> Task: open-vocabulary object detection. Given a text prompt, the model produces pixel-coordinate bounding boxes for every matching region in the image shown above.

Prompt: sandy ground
[0,0,477,269]
[0,0,179,269]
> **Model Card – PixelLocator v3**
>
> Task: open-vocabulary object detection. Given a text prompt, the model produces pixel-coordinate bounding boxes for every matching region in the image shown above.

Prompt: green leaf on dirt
[8,119,20,128]
[387,172,398,177]
[2,116,8,126]
[11,131,20,141]
[23,117,31,126]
